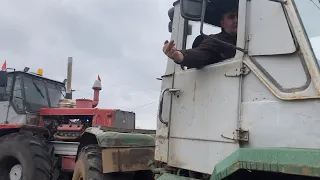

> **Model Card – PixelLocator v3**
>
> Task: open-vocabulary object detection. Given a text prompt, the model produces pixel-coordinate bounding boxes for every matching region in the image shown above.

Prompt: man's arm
[177,36,222,69]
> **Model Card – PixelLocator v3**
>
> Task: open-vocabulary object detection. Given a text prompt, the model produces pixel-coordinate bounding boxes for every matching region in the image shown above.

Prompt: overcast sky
[0,1,319,130]
[0,0,174,129]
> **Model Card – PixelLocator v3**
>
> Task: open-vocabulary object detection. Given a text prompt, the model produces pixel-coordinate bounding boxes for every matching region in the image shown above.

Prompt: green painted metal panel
[211,148,320,180]
[84,127,155,147]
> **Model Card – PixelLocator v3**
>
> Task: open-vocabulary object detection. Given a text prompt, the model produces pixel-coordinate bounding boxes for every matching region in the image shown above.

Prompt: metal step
[50,141,79,156]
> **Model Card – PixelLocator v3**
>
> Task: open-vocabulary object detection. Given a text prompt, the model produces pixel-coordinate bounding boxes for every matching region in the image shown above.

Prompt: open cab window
[184,0,239,49]
[181,0,241,70]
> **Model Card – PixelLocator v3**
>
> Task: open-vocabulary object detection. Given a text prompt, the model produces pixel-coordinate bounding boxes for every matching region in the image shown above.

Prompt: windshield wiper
[32,80,45,99]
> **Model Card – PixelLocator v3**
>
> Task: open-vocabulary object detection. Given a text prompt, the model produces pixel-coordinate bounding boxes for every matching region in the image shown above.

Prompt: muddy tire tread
[0,132,54,180]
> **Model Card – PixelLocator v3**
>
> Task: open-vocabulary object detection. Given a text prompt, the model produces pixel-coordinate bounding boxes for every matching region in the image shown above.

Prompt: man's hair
[205,0,239,27]
[219,7,238,20]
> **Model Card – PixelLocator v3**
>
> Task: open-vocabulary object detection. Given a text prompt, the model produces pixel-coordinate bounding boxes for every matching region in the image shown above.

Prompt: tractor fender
[76,127,109,161]
[75,128,100,160]
[78,126,155,149]
[77,126,156,173]
[0,124,50,139]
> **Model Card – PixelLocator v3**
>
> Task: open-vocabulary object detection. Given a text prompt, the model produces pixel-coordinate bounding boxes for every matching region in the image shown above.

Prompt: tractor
[0,58,156,180]
[153,0,320,179]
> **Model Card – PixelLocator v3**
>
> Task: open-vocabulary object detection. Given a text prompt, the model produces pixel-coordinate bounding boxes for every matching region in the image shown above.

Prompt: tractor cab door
[157,0,246,174]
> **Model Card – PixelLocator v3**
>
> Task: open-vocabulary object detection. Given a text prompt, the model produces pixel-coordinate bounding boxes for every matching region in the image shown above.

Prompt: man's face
[220,8,238,35]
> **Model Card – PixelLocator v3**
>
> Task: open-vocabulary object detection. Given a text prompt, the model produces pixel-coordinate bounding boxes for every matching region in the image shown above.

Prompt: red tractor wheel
[0,132,54,180]
[72,145,131,180]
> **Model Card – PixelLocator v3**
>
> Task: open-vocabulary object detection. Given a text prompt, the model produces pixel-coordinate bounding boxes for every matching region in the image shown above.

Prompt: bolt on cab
[156,0,320,179]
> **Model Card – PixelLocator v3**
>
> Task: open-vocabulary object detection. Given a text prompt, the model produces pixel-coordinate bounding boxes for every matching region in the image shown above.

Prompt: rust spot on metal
[120,148,154,170]
[102,147,155,173]
[302,167,312,176]
[231,161,240,173]
[167,153,188,167]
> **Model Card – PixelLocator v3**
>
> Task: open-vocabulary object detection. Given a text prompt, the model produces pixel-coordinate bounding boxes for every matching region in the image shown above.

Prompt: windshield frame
[7,71,66,113]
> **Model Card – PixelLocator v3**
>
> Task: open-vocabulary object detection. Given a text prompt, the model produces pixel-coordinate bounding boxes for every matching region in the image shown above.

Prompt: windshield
[23,76,49,111]
[22,74,65,112]
[294,0,320,61]
[47,82,65,107]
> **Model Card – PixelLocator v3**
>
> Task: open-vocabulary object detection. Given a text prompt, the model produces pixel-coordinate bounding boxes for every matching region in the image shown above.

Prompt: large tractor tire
[72,144,131,180]
[0,132,54,180]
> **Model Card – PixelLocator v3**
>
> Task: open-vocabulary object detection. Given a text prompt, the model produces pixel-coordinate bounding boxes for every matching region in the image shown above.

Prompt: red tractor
[0,58,156,180]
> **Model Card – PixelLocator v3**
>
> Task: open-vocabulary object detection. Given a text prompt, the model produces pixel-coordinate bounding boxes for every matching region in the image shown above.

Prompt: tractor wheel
[72,144,131,180]
[0,132,54,180]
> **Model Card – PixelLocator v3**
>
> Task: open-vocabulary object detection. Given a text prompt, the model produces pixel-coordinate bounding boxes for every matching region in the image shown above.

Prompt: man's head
[220,8,238,36]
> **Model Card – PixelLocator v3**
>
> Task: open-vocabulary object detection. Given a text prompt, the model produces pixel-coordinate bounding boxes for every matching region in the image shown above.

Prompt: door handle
[158,88,180,126]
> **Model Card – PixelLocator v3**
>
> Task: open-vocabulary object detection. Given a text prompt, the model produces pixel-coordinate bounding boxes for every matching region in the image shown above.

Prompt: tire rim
[9,164,22,180]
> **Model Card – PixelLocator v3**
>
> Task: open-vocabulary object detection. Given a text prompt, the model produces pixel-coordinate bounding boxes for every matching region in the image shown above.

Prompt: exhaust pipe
[65,57,73,99]
[92,77,102,108]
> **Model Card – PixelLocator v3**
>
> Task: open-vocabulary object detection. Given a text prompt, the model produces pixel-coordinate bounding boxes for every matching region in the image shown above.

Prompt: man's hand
[163,40,184,63]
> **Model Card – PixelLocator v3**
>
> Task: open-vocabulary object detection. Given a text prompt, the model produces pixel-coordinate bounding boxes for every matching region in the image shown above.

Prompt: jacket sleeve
[177,35,222,69]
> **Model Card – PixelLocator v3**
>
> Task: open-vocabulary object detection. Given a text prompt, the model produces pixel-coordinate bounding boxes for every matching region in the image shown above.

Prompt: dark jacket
[177,30,237,69]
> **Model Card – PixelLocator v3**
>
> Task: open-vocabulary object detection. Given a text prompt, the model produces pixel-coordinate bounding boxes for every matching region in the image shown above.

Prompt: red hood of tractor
[40,107,135,129]
[40,107,115,116]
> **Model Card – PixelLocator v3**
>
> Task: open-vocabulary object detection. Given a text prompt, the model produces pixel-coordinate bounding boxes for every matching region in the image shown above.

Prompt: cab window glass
[6,74,13,96]
[0,74,12,101]
[23,76,49,111]
[12,75,24,112]
[47,82,65,107]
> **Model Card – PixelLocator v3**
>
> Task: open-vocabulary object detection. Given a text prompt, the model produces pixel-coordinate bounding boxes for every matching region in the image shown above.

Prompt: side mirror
[168,7,175,33]
[180,0,204,21]
[180,0,209,37]
[0,71,7,88]
[168,21,173,33]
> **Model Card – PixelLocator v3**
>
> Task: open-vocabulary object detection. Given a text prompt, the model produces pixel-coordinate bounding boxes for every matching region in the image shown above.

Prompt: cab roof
[8,71,65,86]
